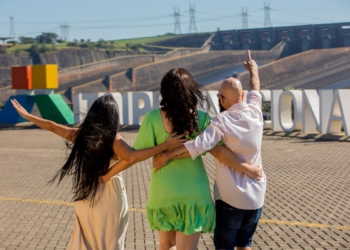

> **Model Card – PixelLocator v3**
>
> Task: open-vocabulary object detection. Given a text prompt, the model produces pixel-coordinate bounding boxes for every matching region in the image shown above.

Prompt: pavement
[0,128,349,250]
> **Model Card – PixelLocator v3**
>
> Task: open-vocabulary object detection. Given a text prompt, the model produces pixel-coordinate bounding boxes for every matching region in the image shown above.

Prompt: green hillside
[111,34,178,47]
[4,34,181,54]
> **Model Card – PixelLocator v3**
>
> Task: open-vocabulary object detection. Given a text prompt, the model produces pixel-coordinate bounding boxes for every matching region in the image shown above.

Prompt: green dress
[133,109,215,235]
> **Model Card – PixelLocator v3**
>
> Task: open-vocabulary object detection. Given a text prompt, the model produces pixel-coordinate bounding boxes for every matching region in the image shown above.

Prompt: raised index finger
[247,50,251,61]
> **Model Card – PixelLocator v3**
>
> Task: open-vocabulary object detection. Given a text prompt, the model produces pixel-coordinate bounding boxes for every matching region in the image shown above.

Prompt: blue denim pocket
[214,200,263,249]
[216,200,244,229]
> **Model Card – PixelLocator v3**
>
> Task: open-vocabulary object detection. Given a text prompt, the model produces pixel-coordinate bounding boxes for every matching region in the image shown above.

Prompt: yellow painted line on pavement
[259,219,350,231]
[0,196,73,206]
[0,196,348,230]
[129,207,146,213]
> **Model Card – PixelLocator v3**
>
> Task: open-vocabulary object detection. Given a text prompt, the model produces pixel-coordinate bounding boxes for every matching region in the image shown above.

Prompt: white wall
[73,89,350,135]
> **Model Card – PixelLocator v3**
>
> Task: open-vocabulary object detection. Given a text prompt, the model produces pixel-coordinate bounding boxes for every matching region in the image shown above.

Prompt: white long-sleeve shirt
[185,90,266,210]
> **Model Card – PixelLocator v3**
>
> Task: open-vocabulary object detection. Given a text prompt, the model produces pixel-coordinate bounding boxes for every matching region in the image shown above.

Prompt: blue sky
[0,0,349,41]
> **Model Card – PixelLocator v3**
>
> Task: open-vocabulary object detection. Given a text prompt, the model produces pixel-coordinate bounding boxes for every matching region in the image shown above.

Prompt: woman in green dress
[102,68,259,250]
[134,68,215,250]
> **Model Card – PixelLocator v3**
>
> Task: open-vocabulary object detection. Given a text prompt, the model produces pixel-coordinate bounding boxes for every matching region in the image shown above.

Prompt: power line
[241,7,248,29]
[196,11,240,21]
[173,6,181,34]
[4,9,342,29]
[71,22,175,29]
[188,3,197,33]
[9,9,348,39]
[9,16,16,39]
[263,1,272,27]
[272,9,335,23]
[8,15,172,25]
[68,17,309,30]
[195,15,239,23]
[17,27,60,36]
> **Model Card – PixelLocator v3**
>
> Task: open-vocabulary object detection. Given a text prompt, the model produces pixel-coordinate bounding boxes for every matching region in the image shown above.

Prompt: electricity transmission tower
[9,16,15,39]
[173,7,181,34]
[188,3,197,33]
[241,7,248,29]
[263,2,272,27]
[60,23,70,42]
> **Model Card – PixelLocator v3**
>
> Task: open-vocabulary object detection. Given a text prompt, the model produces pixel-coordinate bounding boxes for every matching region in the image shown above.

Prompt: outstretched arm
[243,50,260,92]
[113,133,186,164]
[153,145,262,181]
[101,133,186,183]
[153,120,226,171]
[11,99,77,141]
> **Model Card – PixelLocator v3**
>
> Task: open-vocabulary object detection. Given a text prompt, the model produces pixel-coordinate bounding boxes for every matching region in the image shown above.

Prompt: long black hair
[160,68,209,136]
[50,95,120,203]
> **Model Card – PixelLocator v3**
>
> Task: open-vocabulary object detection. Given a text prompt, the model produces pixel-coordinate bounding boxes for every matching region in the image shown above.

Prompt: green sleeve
[188,111,223,149]
[186,111,211,140]
[133,111,157,150]
[201,112,212,133]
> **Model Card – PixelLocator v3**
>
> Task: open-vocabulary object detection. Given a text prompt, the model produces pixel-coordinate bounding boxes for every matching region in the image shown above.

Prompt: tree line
[18,33,62,44]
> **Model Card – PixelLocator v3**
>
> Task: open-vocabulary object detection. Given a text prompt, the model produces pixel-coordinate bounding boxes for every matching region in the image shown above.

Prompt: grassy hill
[4,34,181,54]
[110,34,178,47]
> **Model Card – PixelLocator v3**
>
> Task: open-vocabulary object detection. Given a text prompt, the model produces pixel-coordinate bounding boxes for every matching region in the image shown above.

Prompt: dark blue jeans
[214,200,263,249]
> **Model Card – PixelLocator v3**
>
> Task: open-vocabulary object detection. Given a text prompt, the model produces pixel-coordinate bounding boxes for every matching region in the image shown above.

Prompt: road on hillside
[322,77,350,89]
[195,65,246,86]
[195,63,265,86]
[57,69,126,93]
[57,66,245,95]
[269,62,350,90]
[58,64,263,95]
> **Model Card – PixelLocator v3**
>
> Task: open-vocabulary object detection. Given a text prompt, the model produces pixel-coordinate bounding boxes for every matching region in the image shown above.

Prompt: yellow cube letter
[32,64,58,89]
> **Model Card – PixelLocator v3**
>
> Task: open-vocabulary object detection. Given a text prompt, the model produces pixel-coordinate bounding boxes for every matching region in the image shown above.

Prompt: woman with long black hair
[11,95,184,250]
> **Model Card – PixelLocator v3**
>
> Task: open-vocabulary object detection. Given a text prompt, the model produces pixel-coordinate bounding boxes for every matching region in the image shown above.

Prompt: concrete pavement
[0,128,349,250]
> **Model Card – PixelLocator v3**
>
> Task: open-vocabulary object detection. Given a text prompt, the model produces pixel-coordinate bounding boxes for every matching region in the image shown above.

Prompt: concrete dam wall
[75,47,283,95]
[239,47,350,90]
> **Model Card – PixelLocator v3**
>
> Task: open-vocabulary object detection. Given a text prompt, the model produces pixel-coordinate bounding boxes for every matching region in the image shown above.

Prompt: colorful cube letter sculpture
[11,66,32,89]
[0,64,74,125]
[32,64,58,89]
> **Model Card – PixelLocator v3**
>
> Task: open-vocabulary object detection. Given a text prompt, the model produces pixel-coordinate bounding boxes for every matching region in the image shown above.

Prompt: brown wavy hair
[160,68,209,136]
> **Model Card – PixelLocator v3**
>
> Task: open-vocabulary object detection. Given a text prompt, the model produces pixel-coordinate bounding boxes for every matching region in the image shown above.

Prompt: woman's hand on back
[164,133,187,150]
[98,167,114,185]
[98,174,111,186]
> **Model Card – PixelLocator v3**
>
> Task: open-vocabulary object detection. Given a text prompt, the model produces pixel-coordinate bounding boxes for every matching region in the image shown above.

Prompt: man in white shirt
[153,51,266,250]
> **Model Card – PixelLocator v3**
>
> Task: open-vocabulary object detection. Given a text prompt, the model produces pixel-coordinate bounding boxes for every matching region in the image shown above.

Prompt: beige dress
[67,160,129,250]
